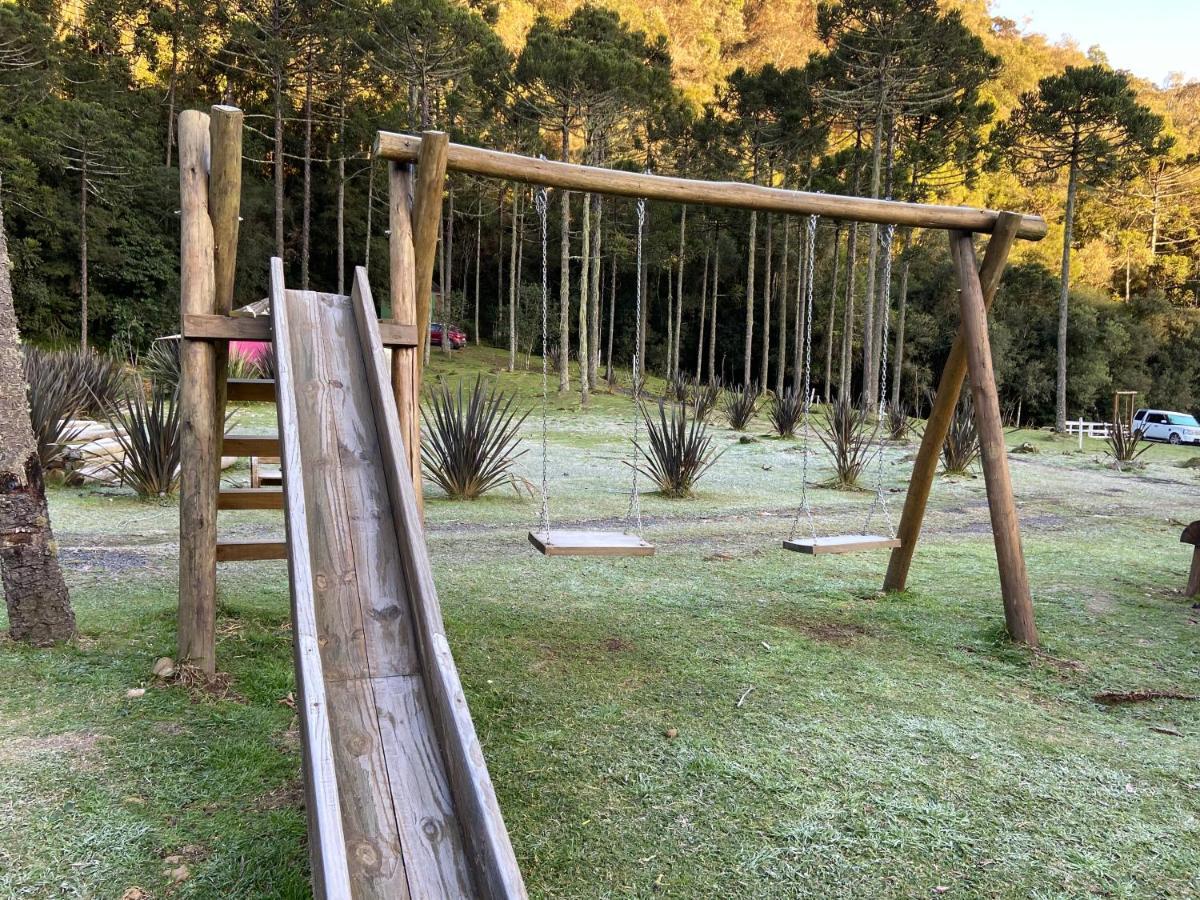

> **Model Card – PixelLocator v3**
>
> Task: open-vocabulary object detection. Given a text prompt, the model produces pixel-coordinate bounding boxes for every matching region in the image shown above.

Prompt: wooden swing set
[177,107,1045,685]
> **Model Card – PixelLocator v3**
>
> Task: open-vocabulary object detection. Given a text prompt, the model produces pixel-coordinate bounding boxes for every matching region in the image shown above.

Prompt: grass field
[2,345,1199,898]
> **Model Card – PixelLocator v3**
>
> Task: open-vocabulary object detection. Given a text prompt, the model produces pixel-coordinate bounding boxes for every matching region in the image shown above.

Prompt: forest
[0,0,1197,427]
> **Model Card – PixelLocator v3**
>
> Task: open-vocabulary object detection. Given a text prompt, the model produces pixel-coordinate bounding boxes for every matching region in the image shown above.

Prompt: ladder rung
[216,539,287,562]
[218,487,283,510]
[223,433,280,456]
[227,378,276,403]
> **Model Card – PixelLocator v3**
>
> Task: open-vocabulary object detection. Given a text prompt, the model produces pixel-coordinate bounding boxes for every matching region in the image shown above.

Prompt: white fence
[1065,419,1113,439]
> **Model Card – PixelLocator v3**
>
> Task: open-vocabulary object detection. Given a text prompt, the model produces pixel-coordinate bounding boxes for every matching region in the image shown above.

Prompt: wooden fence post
[208,105,243,479]
[177,110,218,674]
[389,162,421,502]
[949,229,1039,647]
[883,212,1021,593]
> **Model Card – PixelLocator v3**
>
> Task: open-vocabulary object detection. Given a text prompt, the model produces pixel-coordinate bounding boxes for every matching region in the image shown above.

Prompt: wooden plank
[883,212,1021,594]
[411,132,450,355]
[783,535,902,555]
[208,105,242,495]
[950,231,1039,647]
[222,433,280,456]
[528,530,656,557]
[389,162,423,514]
[184,312,417,347]
[217,487,283,510]
[352,267,527,898]
[374,132,1047,241]
[215,539,287,562]
[176,109,219,675]
[227,378,275,403]
[267,257,353,899]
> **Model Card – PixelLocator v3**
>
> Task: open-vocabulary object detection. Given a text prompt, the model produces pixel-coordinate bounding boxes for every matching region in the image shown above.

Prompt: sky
[989,0,1199,86]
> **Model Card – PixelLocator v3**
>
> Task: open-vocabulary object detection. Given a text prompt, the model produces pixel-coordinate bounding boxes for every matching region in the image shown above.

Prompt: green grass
[2,344,1199,898]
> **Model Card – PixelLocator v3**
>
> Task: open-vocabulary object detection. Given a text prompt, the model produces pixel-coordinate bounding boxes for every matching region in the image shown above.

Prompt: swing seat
[529,530,655,557]
[783,534,901,555]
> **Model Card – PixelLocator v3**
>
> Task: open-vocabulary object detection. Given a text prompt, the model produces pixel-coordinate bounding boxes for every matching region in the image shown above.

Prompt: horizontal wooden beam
[226,378,276,403]
[373,131,1047,241]
[184,314,419,346]
[223,433,280,456]
[216,539,287,562]
[218,487,283,510]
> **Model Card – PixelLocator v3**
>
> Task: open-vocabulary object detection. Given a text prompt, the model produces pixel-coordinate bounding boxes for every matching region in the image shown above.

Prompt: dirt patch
[0,730,104,768]
[1093,689,1198,705]
[601,637,633,653]
[1085,593,1118,615]
[255,779,304,811]
[774,614,873,645]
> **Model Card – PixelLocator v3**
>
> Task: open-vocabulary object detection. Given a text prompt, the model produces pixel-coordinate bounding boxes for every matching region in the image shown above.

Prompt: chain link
[865,222,896,538]
[627,197,647,534]
[790,215,819,541]
[536,186,551,535]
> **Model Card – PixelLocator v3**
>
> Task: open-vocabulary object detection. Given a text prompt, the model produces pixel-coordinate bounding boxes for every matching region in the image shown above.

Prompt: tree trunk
[165,0,180,168]
[760,213,773,389]
[696,242,709,380]
[708,238,719,383]
[364,158,375,273]
[675,206,687,379]
[606,252,616,384]
[273,69,285,260]
[336,103,346,294]
[300,58,313,289]
[559,126,571,391]
[665,265,674,379]
[508,186,519,371]
[579,192,590,402]
[890,231,912,408]
[0,188,75,645]
[441,186,453,355]
[743,210,757,386]
[78,156,89,351]
[778,217,790,396]
[474,208,481,345]
[1056,160,1079,432]
[839,222,858,402]
[824,223,842,402]
[588,194,602,387]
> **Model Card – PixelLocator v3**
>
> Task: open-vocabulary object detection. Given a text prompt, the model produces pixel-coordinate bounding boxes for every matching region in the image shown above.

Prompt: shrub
[769,389,804,438]
[142,337,181,392]
[1107,422,1151,470]
[723,384,761,430]
[691,379,722,423]
[228,348,262,380]
[942,395,980,475]
[630,400,723,498]
[816,399,877,489]
[104,383,182,498]
[21,346,87,469]
[421,376,530,499]
[65,348,128,416]
[884,402,912,442]
[667,374,691,405]
[257,344,277,380]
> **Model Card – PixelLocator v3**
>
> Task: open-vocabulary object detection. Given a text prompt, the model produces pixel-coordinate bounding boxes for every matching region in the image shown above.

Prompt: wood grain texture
[374,132,1047,241]
[353,268,527,899]
[268,257,354,899]
[226,378,276,403]
[217,487,283,510]
[783,535,901,555]
[176,109,219,674]
[950,231,1039,648]
[883,212,1021,594]
[184,313,417,346]
[222,433,280,457]
[214,539,287,562]
[410,133,450,354]
[527,530,656,557]
[388,162,423,514]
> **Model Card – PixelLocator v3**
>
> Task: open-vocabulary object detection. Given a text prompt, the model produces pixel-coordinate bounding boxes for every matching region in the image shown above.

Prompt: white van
[1132,409,1200,445]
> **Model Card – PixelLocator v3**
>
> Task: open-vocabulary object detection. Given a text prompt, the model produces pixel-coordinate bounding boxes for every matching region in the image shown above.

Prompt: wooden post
[883,212,1021,593]
[208,105,243,482]
[388,161,422,509]
[949,230,1038,647]
[177,109,219,674]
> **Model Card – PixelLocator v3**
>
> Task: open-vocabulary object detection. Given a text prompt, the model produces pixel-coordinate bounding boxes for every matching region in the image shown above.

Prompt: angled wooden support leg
[883,212,1021,593]
[950,230,1038,647]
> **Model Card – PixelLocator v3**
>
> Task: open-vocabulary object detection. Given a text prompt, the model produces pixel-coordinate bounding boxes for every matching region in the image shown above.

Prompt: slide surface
[269,259,525,899]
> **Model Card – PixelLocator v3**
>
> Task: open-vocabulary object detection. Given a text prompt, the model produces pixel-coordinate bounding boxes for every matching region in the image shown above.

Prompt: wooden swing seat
[528,530,655,557]
[783,534,901,555]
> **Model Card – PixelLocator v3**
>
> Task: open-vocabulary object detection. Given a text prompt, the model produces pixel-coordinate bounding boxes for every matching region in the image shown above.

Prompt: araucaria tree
[995,65,1165,431]
[0,186,75,645]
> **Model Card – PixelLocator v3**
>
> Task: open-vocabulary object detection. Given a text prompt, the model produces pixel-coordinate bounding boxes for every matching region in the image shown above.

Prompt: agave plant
[629,400,723,498]
[884,402,912,442]
[105,383,182,498]
[691,379,722,423]
[769,389,805,438]
[421,376,530,500]
[142,337,182,392]
[65,348,129,416]
[257,343,277,380]
[942,395,980,475]
[21,346,87,469]
[723,384,761,431]
[1107,421,1151,471]
[667,374,691,405]
[816,399,878,489]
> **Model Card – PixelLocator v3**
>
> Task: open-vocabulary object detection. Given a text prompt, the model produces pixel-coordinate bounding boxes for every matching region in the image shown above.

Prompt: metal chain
[866,222,896,538]
[536,186,551,535]
[627,197,647,534]
[790,215,819,541]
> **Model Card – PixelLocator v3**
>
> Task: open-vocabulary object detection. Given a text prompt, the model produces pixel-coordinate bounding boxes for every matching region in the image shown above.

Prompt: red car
[430,322,467,349]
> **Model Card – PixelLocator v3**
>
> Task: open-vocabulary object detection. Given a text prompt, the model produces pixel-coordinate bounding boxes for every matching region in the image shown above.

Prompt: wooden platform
[528,530,655,557]
[783,534,902,555]
[271,262,525,897]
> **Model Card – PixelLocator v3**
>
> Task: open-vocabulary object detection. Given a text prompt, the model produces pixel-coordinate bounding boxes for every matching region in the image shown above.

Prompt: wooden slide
[268,257,526,899]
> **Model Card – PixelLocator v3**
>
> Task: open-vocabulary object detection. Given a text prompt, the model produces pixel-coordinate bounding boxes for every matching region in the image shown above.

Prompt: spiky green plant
[21,346,87,469]
[885,402,913,442]
[1107,422,1151,470]
[942,395,980,475]
[816,399,877,489]
[667,374,691,405]
[629,400,723,498]
[769,389,805,438]
[142,338,181,392]
[64,348,128,416]
[104,384,182,498]
[421,376,530,499]
[691,379,722,423]
[723,384,761,431]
